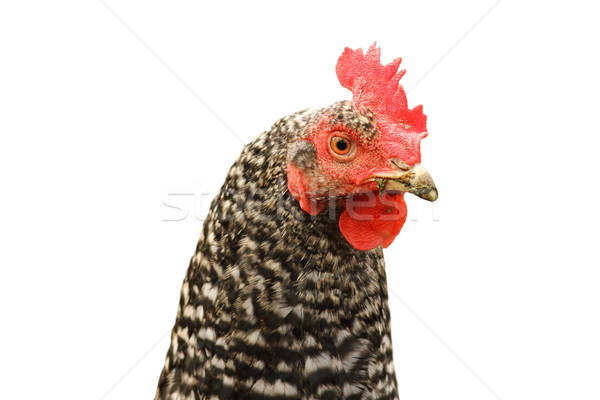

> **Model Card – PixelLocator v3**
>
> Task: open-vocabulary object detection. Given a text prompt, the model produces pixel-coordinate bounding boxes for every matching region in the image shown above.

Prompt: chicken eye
[330,136,352,156]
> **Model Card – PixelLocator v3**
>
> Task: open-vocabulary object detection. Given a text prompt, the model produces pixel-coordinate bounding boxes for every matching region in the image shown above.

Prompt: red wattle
[339,192,407,251]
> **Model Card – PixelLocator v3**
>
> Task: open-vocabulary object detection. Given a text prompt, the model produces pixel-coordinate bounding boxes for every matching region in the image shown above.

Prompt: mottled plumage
[155,45,437,400]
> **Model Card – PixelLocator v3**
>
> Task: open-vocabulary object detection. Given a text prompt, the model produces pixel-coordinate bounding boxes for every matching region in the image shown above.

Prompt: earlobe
[287,140,318,171]
[286,164,325,216]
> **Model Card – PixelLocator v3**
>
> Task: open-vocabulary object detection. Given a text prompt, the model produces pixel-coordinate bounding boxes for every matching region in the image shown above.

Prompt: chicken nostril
[390,158,410,171]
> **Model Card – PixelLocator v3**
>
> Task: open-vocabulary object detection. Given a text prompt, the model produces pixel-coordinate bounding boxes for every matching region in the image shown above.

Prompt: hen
[155,44,437,400]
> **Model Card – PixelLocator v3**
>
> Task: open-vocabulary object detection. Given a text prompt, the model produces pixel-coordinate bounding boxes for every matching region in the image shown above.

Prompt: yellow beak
[371,162,438,202]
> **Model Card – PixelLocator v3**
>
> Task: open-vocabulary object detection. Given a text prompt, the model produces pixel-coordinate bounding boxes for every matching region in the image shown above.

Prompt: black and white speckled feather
[155,102,399,400]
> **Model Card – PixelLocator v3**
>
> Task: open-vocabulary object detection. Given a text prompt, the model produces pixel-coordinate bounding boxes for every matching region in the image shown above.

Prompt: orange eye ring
[330,136,353,157]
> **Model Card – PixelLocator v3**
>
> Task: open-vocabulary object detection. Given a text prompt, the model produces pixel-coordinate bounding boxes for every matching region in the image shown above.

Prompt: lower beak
[374,164,438,202]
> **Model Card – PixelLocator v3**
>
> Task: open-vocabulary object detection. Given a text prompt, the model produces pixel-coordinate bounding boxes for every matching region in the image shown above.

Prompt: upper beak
[371,160,438,202]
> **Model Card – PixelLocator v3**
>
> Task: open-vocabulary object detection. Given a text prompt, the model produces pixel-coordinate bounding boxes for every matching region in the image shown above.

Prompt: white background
[1,1,599,399]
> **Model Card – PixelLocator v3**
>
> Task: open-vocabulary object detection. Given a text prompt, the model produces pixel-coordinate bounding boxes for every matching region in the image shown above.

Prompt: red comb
[336,43,428,164]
